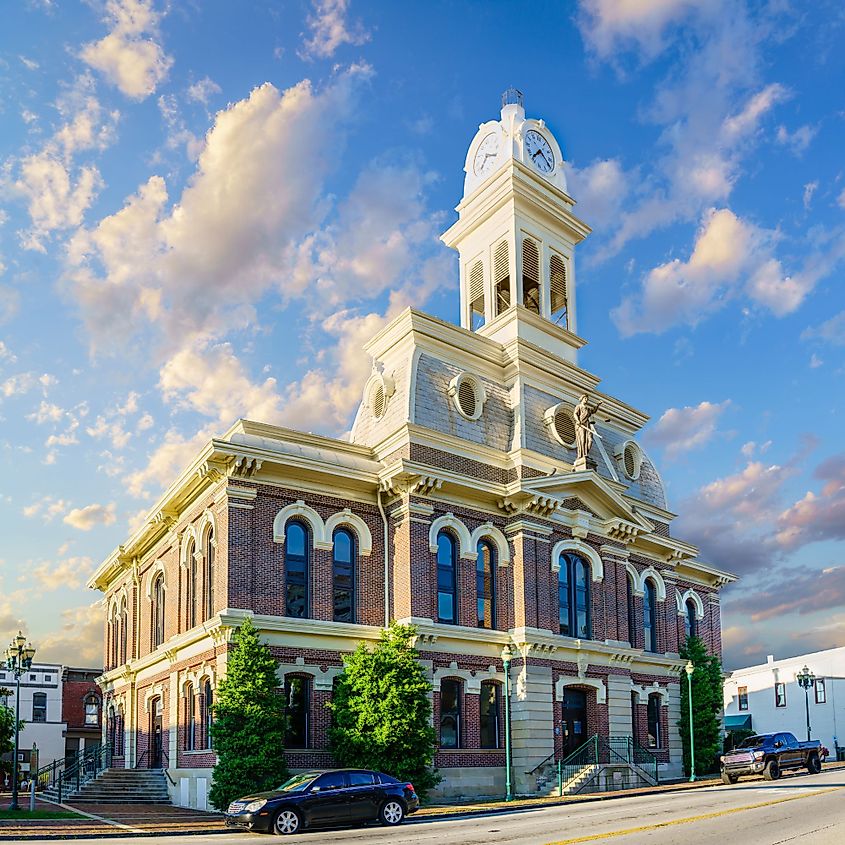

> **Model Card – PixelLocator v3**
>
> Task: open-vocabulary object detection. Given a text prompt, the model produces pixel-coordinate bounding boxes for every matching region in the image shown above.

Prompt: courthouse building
[89,91,734,807]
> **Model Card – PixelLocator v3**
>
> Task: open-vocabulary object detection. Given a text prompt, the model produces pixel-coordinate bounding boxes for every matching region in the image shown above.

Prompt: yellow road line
[544,786,843,845]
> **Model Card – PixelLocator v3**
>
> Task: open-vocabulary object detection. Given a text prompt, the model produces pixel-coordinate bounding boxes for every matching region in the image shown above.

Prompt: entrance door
[151,698,163,768]
[562,689,588,756]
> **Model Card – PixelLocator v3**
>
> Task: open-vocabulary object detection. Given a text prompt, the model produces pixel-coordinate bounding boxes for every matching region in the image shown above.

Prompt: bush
[679,636,724,775]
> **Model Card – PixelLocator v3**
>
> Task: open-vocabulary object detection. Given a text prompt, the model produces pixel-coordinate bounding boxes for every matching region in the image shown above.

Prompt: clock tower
[441,88,591,364]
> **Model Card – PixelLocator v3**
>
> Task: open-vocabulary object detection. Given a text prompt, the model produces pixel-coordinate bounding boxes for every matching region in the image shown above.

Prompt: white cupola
[441,88,591,364]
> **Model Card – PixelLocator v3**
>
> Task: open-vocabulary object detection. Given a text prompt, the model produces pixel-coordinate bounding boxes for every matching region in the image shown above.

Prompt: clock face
[524,129,554,174]
[473,132,500,177]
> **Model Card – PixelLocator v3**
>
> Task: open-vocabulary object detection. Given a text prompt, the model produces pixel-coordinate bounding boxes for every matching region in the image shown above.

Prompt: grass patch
[0,808,85,820]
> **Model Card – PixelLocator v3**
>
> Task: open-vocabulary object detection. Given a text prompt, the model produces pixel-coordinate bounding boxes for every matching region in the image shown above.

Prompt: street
[55,767,845,845]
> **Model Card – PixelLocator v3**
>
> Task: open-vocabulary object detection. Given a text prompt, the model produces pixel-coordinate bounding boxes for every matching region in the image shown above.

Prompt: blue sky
[1,0,844,670]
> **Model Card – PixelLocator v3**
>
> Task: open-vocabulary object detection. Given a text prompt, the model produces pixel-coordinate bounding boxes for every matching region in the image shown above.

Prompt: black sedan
[224,769,419,835]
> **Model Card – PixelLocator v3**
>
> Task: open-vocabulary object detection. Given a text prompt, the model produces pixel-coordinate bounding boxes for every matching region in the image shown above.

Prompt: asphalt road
[63,767,845,845]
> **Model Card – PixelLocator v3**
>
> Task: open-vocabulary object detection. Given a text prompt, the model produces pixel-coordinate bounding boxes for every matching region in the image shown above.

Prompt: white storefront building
[724,646,845,759]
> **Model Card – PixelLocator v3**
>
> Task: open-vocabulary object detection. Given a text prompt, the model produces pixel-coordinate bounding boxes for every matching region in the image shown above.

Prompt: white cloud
[22,495,69,522]
[124,427,211,498]
[564,158,632,228]
[1,372,57,399]
[802,310,845,346]
[775,124,817,156]
[20,55,39,71]
[803,181,818,210]
[81,0,173,100]
[0,341,16,363]
[721,84,789,141]
[28,400,65,424]
[809,353,823,369]
[300,0,370,60]
[36,602,104,667]
[30,556,95,591]
[837,186,845,209]
[63,501,117,531]
[186,76,221,105]
[645,399,730,459]
[86,415,131,449]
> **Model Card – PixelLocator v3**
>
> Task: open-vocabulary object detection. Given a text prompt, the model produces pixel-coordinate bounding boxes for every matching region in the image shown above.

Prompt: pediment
[520,470,654,533]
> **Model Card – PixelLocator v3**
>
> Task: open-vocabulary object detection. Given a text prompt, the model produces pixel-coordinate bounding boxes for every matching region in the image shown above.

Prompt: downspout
[377,487,390,627]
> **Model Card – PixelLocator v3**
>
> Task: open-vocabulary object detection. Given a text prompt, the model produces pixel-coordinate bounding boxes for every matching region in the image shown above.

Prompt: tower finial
[501,87,523,109]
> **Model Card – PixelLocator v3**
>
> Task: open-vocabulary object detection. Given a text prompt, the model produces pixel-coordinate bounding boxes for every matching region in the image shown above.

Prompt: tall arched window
[522,237,541,313]
[187,539,197,629]
[643,579,658,653]
[439,679,461,748]
[479,681,500,748]
[204,681,213,749]
[284,676,310,748]
[205,528,215,620]
[647,693,661,748]
[476,540,496,629]
[109,606,118,668]
[119,598,128,664]
[493,239,510,315]
[437,531,457,625]
[332,528,355,623]
[558,552,591,639]
[151,574,165,649]
[84,694,100,726]
[626,573,636,648]
[184,684,195,750]
[685,599,698,639]
[285,520,309,618]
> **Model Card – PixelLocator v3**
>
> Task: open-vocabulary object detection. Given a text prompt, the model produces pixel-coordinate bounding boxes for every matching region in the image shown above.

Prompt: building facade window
[332,528,356,624]
[187,539,197,629]
[185,684,195,750]
[285,520,310,619]
[479,681,500,748]
[775,682,787,708]
[204,681,213,749]
[684,599,698,639]
[205,528,215,620]
[738,686,749,711]
[643,579,658,653]
[815,679,826,704]
[439,679,461,748]
[626,574,636,647]
[84,695,100,726]
[119,598,128,664]
[436,531,458,625]
[284,676,310,748]
[476,540,496,629]
[32,692,47,723]
[151,574,165,649]
[558,552,591,639]
[647,693,661,748]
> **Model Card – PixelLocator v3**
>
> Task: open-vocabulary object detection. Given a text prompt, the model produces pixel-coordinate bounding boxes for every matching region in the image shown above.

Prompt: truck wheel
[763,759,780,781]
[721,769,738,785]
[807,753,821,774]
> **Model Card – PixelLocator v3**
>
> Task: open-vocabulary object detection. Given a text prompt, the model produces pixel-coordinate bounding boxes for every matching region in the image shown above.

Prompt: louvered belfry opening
[550,252,568,328]
[522,237,541,314]
[493,240,510,316]
[468,260,485,329]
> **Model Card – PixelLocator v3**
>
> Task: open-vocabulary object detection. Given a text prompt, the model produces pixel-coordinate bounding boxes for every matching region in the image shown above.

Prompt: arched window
[285,520,309,618]
[187,538,197,629]
[493,239,510,315]
[558,552,591,639]
[284,676,310,748]
[643,579,658,653]
[108,704,117,753]
[476,540,496,629]
[522,237,541,313]
[479,681,500,748]
[647,693,661,748]
[204,681,213,749]
[550,251,568,327]
[151,574,165,649]
[626,573,636,648]
[84,694,100,726]
[685,599,698,639]
[332,528,356,624]
[436,531,457,625]
[468,259,485,330]
[119,598,128,665]
[205,528,215,620]
[32,692,47,722]
[439,679,461,748]
[184,684,195,750]
[109,606,118,668]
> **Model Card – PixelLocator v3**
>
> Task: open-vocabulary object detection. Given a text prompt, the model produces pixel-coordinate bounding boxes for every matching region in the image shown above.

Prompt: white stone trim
[429,513,476,560]
[433,662,505,695]
[550,539,604,583]
[640,566,666,602]
[197,509,217,548]
[678,588,705,620]
[179,527,198,569]
[145,560,167,599]
[448,372,487,421]
[555,675,607,705]
[143,683,166,713]
[325,509,373,557]
[470,522,511,566]
[273,500,330,550]
[625,562,644,597]
[633,682,669,703]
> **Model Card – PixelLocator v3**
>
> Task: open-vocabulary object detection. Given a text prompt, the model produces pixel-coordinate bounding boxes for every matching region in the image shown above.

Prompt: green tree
[0,688,21,779]
[208,618,289,810]
[328,622,439,799]
[679,636,724,775]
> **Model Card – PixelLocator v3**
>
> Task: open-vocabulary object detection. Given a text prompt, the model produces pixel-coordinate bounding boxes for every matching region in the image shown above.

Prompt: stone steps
[44,768,171,805]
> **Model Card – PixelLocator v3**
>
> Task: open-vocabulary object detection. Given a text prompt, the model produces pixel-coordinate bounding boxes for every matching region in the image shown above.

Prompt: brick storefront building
[89,92,735,808]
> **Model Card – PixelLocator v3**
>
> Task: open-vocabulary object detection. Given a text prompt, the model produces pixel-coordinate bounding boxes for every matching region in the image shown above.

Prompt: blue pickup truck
[720,732,823,783]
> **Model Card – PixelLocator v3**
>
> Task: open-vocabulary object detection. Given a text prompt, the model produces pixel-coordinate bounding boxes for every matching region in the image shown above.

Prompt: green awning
[725,714,752,730]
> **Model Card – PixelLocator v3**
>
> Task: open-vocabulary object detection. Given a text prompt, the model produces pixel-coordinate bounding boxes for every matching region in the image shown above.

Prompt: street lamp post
[4,631,36,811]
[502,643,513,802]
[796,665,815,742]
[685,660,696,783]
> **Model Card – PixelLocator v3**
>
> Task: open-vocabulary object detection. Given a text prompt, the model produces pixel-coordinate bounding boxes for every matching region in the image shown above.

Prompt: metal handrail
[56,743,112,802]
[526,749,557,776]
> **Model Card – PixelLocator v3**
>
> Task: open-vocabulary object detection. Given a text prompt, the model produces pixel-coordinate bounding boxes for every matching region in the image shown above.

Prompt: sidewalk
[2,762,843,840]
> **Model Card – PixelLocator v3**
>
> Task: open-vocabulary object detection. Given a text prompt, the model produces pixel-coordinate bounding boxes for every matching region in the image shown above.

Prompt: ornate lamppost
[4,632,36,811]
[796,665,815,742]
[685,660,696,782]
[502,642,514,802]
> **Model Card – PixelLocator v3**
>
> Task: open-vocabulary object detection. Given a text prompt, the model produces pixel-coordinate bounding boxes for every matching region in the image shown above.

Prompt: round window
[371,382,386,420]
[620,441,643,480]
[449,373,486,421]
[544,403,577,448]
[457,379,477,417]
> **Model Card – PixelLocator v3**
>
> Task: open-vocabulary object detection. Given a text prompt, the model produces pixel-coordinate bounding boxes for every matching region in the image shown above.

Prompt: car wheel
[721,770,738,785]
[763,759,780,781]
[379,800,405,826]
[273,809,301,836]
[807,753,821,774]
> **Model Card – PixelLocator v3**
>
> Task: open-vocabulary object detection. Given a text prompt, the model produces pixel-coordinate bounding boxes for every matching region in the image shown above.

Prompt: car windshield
[277,773,320,793]
[739,736,768,748]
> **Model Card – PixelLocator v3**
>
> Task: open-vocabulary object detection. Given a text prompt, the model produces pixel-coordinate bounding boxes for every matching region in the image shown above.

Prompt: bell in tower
[441,90,591,365]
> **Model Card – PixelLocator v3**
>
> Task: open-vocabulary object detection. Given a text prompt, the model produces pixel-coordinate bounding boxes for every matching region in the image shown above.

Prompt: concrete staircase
[45,768,171,804]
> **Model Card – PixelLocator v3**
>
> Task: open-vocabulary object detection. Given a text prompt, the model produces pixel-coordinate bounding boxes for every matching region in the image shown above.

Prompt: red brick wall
[63,679,102,730]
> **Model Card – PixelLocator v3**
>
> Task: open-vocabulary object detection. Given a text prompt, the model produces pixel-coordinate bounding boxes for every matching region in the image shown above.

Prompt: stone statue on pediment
[574,394,602,466]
